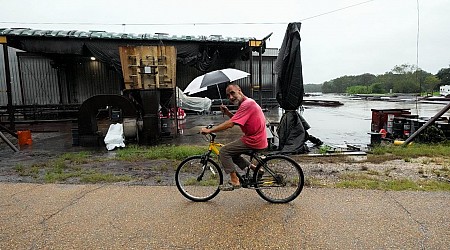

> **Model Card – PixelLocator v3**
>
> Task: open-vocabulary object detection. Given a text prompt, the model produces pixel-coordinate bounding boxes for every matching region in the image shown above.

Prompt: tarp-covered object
[275,22,304,110]
[276,111,310,153]
[104,123,125,150]
[176,87,212,113]
[274,22,307,154]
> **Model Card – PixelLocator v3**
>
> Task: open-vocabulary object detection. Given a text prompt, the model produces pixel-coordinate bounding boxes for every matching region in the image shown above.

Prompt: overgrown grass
[114,144,206,161]
[370,142,450,158]
[14,152,133,183]
[80,173,132,183]
[59,151,92,164]
[366,142,450,164]
[14,164,40,178]
[304,177,327,187]
[335,173,450,191]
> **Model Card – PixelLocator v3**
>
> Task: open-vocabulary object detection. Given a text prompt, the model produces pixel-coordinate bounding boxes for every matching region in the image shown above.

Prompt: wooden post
[0,131,19,152]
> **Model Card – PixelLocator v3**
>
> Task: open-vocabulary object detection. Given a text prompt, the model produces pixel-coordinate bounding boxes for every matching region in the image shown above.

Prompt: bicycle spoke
[175,156,223,202]
[255,155,304,203]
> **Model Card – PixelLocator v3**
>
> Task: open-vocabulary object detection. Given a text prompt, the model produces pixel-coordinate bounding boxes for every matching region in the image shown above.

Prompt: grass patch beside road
[370,142,450,158]
[14,152,133,184]
[367,143,450,165]
[335,173,450,191]
[115,145,206,161]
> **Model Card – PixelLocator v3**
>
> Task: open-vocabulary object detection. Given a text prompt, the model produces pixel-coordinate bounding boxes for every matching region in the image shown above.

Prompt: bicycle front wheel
[175,155,223,202]
[254,155,304,203]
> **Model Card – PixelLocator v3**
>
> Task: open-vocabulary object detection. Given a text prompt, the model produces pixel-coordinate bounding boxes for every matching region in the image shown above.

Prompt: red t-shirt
[231,98,268,149]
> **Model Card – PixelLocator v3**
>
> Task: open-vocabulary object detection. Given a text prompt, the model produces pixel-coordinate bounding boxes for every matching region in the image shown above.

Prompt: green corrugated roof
[0,28,252,43]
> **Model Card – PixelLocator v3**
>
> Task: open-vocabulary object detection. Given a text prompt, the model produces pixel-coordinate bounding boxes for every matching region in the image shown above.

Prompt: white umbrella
[183,68,250,97]
[183,81,207,95]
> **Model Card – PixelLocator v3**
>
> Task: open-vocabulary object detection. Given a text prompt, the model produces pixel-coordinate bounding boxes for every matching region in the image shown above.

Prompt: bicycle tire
[175,155,223,202]
[254,155,304,203]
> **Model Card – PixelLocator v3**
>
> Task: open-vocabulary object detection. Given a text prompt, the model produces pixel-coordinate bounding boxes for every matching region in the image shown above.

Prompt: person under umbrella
[200,83,267,190]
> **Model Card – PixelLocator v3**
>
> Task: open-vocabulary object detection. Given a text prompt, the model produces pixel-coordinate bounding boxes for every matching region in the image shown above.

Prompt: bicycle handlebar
[197,124,216,141]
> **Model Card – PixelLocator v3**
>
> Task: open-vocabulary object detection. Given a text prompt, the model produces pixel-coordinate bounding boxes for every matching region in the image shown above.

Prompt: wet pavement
[1,183,449,249]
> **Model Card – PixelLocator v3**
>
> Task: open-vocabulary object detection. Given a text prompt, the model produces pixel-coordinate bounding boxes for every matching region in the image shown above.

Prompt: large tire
[175,155,223,202]
[254,155,304,203]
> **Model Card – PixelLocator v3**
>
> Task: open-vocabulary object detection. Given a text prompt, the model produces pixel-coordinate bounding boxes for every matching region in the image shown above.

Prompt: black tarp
[274,22,307,154]
[5,36,246,74]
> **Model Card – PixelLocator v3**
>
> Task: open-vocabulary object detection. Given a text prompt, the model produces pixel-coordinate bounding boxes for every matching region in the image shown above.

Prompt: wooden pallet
[119,46,176,90]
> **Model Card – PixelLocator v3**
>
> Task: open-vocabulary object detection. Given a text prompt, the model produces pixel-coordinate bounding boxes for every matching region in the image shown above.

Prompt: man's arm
[201,119,234,134]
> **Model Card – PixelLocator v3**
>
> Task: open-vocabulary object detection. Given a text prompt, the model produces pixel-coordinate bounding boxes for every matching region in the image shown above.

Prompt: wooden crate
[119,46,176,90]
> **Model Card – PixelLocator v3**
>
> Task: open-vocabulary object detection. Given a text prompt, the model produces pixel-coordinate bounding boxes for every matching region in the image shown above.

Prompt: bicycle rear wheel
[254,155,304,203]
[175,155,223,202]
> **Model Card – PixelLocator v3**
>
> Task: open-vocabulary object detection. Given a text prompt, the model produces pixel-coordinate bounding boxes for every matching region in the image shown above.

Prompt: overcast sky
[1,0,449,84]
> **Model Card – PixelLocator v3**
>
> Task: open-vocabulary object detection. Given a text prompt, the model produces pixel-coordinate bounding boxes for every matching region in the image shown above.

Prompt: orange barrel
[17,130,32,146]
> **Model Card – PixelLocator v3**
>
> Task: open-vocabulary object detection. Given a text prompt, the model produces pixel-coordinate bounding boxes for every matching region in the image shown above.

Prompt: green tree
[391,64,417,74]
[436,66,450,85]
[370,82,385,93]
[423,75,440,93]
[346,85,371,94]
[319,64,439,94]
[390,64,420,93]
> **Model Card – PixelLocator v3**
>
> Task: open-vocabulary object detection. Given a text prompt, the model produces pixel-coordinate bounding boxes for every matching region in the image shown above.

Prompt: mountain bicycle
[175,125,304,203]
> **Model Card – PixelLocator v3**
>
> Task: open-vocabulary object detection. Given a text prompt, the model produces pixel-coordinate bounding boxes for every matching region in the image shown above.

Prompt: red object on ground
[379,129,387,138]
[159,108,186,120]
[17,130,32,146]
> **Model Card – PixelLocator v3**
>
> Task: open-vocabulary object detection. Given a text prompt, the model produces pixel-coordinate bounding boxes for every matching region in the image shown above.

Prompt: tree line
[304,64,450,94]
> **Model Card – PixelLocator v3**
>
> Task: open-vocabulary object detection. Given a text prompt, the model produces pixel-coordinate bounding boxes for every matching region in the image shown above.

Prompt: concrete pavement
[1,183,449,249]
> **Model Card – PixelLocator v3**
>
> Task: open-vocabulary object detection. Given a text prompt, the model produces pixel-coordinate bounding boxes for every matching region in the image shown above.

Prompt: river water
[265,94,450,146]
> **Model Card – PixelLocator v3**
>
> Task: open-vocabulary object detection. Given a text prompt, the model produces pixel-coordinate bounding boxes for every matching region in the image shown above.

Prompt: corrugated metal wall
[176,54,278,101]
[1,45,277,107]
[18,54,60,105]
[235,57,277,101]
[0,46,22,105]
[176,62,203,90]
[1,48,123,106]
[65,59,122,104]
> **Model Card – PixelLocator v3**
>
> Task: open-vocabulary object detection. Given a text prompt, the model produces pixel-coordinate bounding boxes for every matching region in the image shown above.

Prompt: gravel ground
[1,122,449,187]
[1,148,449,187]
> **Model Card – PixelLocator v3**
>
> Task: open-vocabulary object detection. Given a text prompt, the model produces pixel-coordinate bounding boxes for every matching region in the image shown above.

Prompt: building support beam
[1,37,15,130]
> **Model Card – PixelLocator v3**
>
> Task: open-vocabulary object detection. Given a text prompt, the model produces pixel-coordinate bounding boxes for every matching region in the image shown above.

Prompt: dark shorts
[219,139,254,174]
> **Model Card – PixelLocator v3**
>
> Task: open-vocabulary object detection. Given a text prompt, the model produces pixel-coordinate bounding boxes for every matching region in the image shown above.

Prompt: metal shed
[0,28,278,126]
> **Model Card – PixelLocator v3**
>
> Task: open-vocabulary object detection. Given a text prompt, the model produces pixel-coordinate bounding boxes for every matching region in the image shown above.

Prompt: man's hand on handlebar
[200,124,214,134]
[200,127,211,134]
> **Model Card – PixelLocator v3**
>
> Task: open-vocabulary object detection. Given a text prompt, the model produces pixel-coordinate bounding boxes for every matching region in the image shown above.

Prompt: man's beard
[231,99,240,105]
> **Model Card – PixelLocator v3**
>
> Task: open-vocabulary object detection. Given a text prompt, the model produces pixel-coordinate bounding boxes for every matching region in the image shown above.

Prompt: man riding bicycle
[200,83,267,191]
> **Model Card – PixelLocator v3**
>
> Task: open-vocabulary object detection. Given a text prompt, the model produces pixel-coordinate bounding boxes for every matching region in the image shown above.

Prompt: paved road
[1,183,449,249]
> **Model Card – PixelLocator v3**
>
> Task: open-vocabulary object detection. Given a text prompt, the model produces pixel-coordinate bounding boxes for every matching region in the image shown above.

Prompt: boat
[302,100,344,107]
[418,96,450,105]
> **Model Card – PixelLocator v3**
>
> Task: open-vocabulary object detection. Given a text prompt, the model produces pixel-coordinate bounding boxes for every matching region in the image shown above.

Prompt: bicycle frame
[176,130,304,203]
[202,133,279,188]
